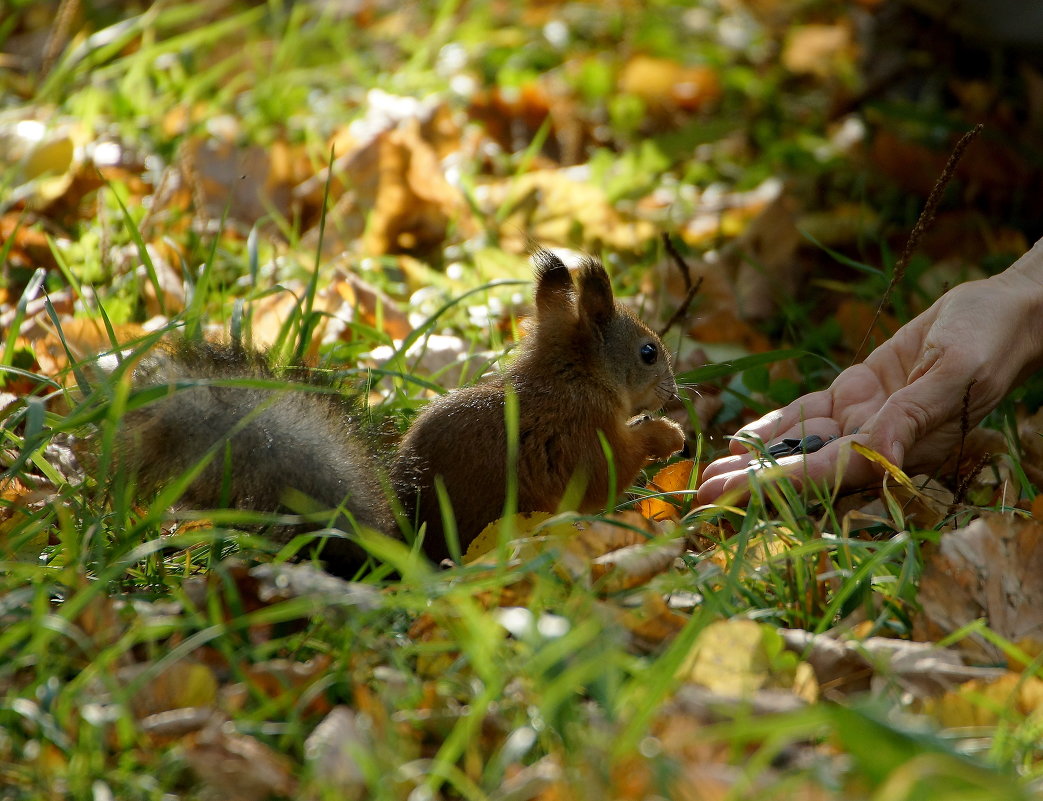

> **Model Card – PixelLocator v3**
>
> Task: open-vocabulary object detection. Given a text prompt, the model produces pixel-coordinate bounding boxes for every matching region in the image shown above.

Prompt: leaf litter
[4,0,1043,798]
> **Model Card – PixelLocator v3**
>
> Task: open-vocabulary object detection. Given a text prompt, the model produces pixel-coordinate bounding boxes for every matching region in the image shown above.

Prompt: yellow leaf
[463,511,553,563]
[678,619,818,701]
[850,441,918,492]
[924,673,1043,728]
[124,661,219,719]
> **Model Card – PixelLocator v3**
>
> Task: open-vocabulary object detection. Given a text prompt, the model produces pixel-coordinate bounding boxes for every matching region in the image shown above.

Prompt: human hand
[697,237,1043,504]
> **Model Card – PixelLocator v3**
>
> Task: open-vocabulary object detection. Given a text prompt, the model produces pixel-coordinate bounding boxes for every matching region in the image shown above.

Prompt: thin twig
[662,232,692,291]
[41,0,80,78]
[951,378,977,487]
[951,451,991,510]
[658,233,702,338]
[852,123,983,363]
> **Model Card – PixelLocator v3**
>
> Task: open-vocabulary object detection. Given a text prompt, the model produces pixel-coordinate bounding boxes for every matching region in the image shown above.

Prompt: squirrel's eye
[640,342,658,365]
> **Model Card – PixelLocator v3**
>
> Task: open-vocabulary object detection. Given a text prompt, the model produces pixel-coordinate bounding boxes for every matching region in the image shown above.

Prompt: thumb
[861,386,943,471]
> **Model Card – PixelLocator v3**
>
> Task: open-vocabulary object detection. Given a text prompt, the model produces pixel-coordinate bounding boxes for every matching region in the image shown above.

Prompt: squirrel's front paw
[635,416,686,460]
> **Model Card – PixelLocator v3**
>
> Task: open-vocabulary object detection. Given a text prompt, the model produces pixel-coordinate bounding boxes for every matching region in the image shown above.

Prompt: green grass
[3,1,1043,798]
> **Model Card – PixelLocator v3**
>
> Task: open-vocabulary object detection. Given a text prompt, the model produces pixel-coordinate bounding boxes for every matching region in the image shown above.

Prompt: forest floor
[3,1,1043,799]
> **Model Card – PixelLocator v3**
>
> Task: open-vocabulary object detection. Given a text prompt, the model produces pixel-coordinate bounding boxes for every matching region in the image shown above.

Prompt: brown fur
[114,339,395,576]
[394,250,685,561]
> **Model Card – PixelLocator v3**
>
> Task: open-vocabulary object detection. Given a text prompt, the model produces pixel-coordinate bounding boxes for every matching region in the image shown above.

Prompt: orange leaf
[636,459,699,522]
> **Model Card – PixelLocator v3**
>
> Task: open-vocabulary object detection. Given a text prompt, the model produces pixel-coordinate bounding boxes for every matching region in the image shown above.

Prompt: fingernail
[891,441,904,466]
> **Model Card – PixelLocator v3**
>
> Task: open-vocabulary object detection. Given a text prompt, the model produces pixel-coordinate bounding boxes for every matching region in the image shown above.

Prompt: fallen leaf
[913,515,1043,664]
[0,212,57,271]
[618,55,721,114]
[181,135,313,230]
[850,441,918,492]
[305,705,369,799]
[184,719,298,801]
[0,116,84,206]
[779,629,1003,699]
[463,511,554,563]
[469,81,589,165]
[923,672,1043,728]
[118,660,219,719]
[588,534,685,592]
[636,459,699,522]
[835,298,900,353]
[363,117,466,255]
[615,591,690,650]
[728,192,802,322]
[781,23,856,79]
[481,168,656,252]
[679,619,819,702]
[225,656,334,718]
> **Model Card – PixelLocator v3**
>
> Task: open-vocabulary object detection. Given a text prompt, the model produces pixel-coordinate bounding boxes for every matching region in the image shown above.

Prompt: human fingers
[705,416,839,484]
[726,390,837,456]
[698,432,887,505]
[696,451,804,504]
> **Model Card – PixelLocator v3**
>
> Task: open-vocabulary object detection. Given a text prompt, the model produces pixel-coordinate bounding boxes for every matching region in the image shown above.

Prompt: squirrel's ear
[576,257,614,330]
[532,247,575,315]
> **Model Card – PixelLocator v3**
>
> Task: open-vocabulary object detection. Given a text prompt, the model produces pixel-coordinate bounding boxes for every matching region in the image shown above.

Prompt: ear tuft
[576,256,614,330]
[531,247,575,315]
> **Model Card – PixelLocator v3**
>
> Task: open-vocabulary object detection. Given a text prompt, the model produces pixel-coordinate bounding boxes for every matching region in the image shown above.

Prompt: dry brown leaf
[0,474,53,554]
[363,117,466,255]
[0,212,57,271]
[181,136,313,229]
[184,720,298,801]
[305,705,369,799]
[834,474,953,533]
[224,656,334,718]
[727,192,802,322]
[835,298,900,353]
[618,55,721,114]
[469,81,589,165]
[464,511,680,594]
[781,23,856,78]
[297,96,470,258]
[247,266,410,353]
[117,660,219,719]
[483,168,656,252]
[588,535,685,593]
[636,459,699,522]
[866,127,1026,203]
[649,248,773,349]
[138,707,214,743]
[330,266,412,340]
[913,515,1043,664]
[779,629,1003,699]
[615,591,689,650]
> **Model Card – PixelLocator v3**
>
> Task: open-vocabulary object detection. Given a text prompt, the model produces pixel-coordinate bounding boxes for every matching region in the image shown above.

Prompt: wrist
[992,254,1043,381]
[1002,236,1043,290]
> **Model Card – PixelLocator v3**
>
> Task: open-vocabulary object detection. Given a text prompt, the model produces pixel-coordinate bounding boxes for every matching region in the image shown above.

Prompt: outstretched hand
[697,238,1043,504]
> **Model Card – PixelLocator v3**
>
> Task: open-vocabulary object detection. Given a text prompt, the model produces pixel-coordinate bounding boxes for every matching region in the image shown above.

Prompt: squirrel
[392,249,686,561]
[103,249,685,573]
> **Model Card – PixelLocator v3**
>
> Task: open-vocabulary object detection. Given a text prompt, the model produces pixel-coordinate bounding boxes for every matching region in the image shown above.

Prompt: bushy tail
[110,339,396,576]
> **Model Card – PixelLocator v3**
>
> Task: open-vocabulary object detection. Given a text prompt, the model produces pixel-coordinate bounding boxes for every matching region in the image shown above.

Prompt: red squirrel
[108,250,685,573]
[393,249,685,561]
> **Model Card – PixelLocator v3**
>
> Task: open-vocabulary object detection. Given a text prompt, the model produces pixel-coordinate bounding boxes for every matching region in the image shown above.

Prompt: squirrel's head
[529,249,677,415]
